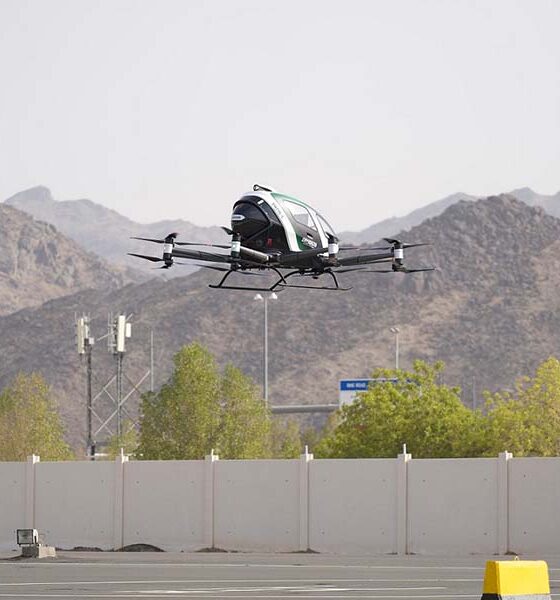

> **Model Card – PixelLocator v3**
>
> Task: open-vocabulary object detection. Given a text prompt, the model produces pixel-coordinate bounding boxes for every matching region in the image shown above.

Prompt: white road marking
[0,594,483,598]
[0,578,478,586]
[127,586,447,594]
[0,562,488,569]
[0,592,482,600]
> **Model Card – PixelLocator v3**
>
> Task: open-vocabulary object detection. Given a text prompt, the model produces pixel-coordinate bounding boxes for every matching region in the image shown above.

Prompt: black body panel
[231,195,290,253]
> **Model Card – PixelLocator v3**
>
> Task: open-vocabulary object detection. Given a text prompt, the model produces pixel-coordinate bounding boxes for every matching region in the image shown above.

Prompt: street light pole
[254,293,278,406]
[389,326,400,370]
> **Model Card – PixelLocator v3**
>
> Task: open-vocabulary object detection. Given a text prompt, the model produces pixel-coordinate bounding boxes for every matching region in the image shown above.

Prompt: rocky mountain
[508,187,560,218]
[340,187,560,244]
[340,192,478,244]
[1,194,559,452]
[5,186,228,276]
[0,203,139,316]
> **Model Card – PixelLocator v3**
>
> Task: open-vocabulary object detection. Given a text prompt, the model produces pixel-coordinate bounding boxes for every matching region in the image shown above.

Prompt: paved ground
[1,551,560,599]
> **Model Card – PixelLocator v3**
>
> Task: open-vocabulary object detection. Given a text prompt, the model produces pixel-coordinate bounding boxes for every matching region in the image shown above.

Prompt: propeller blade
[130,237,166,244]
[403,242,431,249]
[175,241,230,249]
[131,232,178,244]
[222,226,234,236]
[404,267,436,273]
[339,242,430,251]
[383,238,431,249]
[128,253,164,263]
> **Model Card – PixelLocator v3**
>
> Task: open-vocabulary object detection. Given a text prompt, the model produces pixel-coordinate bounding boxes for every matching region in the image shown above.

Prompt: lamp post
[389,326,400,370]
[254,292,278,406]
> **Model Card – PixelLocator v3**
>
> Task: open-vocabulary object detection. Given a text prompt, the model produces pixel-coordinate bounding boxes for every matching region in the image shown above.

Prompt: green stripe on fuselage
[271,192,314,211]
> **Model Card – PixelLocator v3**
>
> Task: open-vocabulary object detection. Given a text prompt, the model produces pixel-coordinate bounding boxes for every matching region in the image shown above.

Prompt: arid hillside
[1,195,559,450]
[0,203,139,315]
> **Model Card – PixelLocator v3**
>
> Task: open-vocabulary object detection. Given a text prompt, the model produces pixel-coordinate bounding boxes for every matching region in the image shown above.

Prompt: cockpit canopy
[231,189,336,253]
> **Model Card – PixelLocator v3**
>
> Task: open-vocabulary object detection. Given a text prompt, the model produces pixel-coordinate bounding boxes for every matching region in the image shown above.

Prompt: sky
[0,0,559,231]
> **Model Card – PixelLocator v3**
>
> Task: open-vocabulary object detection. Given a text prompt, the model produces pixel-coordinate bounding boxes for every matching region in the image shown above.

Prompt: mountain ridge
[0,203,140,316]
[5,186,228,276]
[7,185,559,260]
[1,194,559,449]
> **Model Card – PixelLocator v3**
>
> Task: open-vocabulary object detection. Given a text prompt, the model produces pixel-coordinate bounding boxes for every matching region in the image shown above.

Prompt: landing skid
[208,283,285,292]
[209,267,351,292]
[273,270,351,291]
[275,282,351,291]
[208,267,288,292]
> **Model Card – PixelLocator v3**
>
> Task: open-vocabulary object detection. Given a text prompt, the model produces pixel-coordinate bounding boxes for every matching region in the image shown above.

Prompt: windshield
[283,199,317,230]
[316,213,336,237]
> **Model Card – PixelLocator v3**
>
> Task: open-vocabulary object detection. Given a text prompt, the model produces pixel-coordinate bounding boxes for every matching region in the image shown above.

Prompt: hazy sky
[1,0,559,231]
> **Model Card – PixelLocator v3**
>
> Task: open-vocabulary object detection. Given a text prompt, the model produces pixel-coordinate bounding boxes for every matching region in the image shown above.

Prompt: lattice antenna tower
[107,313,132,443]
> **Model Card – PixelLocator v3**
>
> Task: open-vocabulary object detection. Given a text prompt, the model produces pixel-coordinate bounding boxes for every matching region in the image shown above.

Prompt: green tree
[315,361,483,458]
[270,417,302,458]
[138,343,272,460]
[137,343,221,459]
[0,373,73,461]
[106,420,139,459]
[217,364,271,458]
[482,357,560,456]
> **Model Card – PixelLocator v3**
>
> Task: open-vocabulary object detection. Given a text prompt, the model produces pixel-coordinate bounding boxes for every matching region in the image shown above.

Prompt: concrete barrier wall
[309,459,398,554]
[34,461,116,550]
[509,457,560,555]
[408,458,500,554]
[123,460,206,551]
[1,452,559,555]
[0,462,26,551]
[214,459,301,552]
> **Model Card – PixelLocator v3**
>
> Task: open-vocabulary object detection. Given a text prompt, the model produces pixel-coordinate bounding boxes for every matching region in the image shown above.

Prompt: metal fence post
[299,447,313,551]
[397,449,411,555]
[204,451,219,549]
[25,455,40,529]
[113,451,129,550]
[497,451,512,554]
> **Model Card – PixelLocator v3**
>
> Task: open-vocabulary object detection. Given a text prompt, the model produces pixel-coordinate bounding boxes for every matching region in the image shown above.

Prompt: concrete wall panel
[4,455,560,555]
[309,459,397,554]
[214,460,300,551]
[0,463,26,551]
[123,460,205,551]
[408,458,498,555]
[509,457,560,554]
[34,461,115,550]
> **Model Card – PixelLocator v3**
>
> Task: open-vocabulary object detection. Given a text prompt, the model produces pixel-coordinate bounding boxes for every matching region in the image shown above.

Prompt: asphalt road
[1,551,560,599]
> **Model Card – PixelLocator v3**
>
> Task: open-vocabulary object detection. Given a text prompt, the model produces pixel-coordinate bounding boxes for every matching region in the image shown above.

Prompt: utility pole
[77,315,95,459]
[390,326,400,370]
[254,293,278,406]
[150,329,154,393]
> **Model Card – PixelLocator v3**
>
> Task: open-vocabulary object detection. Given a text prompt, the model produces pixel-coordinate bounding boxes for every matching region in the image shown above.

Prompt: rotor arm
[171,248,232,264]
[336,251,393,267]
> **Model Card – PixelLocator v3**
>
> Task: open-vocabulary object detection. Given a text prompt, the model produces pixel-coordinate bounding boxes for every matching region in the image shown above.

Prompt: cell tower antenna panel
[76,315,94,355]
[117,315,127,353]
[77,317,85,355]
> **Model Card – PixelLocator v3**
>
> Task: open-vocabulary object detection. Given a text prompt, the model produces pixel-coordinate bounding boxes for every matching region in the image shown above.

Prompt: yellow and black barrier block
[481,560,551,600]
